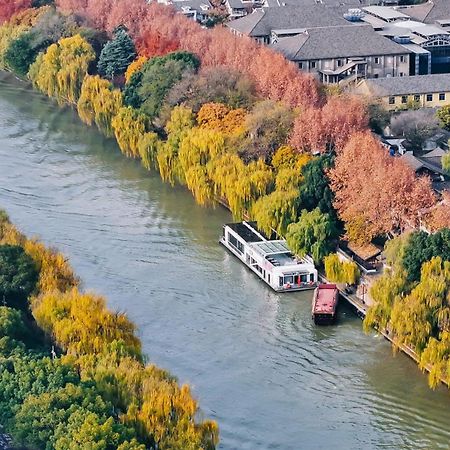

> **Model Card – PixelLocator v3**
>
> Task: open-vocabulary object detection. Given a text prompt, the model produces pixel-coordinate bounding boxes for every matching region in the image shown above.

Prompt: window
[399,72,405,77]
[310,273,315,282]
[298,62,303,69]
[284,275,294,285]
[439,93,446,101]
[337,59,344,67]
[389,96,395,105]
[227,233,244,254]
[374,74,379,78]
[414,94,420,102]
[426,94,433,102]
[279,276,283,287]
[310,61,316,69]
[300,274,307,283]
[400,55,405,63]
[401,95,407,104]
[374,57,380,64]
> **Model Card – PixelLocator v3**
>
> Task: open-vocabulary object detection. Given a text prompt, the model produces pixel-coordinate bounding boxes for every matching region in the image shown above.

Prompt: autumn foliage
[0,0,31,24]
[329,132,436,244]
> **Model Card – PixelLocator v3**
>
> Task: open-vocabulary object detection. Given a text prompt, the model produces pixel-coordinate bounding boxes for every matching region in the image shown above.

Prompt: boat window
[300,274,307,283]
[310,273,315,282]
[279,277,283,287]
[268,274,271,284]
[228,233,244,254]
[284,275,294,284]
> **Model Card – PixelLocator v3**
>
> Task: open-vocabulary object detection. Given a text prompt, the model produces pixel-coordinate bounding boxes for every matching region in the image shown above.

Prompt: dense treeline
[364,229,450,388]
[0,210,218,449]
[0,2,444,254]
[0,0,449,393]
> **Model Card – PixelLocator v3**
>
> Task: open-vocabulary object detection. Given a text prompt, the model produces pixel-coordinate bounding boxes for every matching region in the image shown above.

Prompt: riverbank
[0,207,218,449]
[1,75,450,448]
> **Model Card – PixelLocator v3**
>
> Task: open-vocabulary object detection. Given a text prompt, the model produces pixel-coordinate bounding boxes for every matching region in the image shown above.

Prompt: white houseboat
[220,221,318,292]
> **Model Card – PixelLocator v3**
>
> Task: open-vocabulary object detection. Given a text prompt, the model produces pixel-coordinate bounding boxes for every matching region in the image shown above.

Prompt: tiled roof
[226,5,351,36]
[363,73,450,96]
[271,24,408,60]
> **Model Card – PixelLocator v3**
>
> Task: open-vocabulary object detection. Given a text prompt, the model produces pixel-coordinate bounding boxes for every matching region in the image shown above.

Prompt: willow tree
[324,253,360,285]
[112,107,147,158]
[28,34,95,105]
[157,106,195,185]
[251,189,300,236]
[285,208,337,263]
[77,75,123,137]
[207,153,249,217]
[138,132,160,171]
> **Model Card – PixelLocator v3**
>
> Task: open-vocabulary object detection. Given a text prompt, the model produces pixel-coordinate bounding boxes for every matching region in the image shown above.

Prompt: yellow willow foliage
[125,56,148,83]
[138,132,160,171]
[275,167,302,191]
[0,212,78,293]
[247,159,274,200]
[178,127,226,174]
[77,75,123,137]
[72,354,219,449]
[251,189,299,236]
[185,165,214,206]
[33,288,142,359]
[324,253,360,285]
[207,153,249,217]
[157,106,195,185]
[387,258,450,353]
[28,34,95,105]
[112,107,147,158]
[272,145,299,170]
[420,331,450,388]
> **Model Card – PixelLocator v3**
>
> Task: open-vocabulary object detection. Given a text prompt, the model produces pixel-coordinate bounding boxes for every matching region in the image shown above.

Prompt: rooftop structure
[226,5,352,42]
[357,73,450,96]
[363,5,410,22]
[271,24,408,60]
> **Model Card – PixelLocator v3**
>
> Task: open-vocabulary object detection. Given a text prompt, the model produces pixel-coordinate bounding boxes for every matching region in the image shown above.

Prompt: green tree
[0,245,38,310]
[97,27,136,80]
[298,154,336,216]
[286,208,337,263]
[403,229,450,282]
[123,52,200,120]
[437,105,450,130]
[4,32,38,76]
[0,307,29,343]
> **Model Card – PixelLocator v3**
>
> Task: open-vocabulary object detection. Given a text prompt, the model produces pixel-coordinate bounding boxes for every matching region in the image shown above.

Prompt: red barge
[312,284,339,325]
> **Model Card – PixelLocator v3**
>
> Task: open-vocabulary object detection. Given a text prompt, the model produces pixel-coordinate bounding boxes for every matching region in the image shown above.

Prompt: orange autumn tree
[197,102,246,135]
[329,132,436,245]
[289,96,367,153]
[0,0,31,24]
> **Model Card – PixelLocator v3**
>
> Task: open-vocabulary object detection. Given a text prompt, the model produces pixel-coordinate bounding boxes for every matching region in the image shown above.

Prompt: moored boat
[220,221,318,292]
[312,284,339,325]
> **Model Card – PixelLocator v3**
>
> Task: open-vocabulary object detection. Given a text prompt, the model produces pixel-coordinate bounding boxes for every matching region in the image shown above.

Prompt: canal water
[0,72,449,450]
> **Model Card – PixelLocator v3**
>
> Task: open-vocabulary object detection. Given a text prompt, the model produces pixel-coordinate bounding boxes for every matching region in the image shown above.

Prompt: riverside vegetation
[0,210,218,449]
[0,0,449,395]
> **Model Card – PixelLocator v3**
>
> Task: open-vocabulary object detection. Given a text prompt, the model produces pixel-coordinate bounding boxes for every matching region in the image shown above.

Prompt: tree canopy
[0,244,38,310]
[97,27,136,80]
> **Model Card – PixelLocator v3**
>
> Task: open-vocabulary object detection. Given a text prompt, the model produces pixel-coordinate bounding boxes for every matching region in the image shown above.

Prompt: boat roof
[314,284,338,313]
[251,240,290,256]
[225,221,267,243]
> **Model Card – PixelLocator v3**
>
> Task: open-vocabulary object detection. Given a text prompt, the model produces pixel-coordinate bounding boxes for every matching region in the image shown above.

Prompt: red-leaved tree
[0,0,31,24]
[328,132,436,244]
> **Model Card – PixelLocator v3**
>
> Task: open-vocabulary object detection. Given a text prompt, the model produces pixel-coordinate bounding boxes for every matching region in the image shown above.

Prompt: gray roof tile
[271,24,408,60]
[364,73,450,96]
[226,5,352,36]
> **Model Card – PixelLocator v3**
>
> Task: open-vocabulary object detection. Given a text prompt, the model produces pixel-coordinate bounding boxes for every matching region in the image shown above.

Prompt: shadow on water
[0,72,450,450]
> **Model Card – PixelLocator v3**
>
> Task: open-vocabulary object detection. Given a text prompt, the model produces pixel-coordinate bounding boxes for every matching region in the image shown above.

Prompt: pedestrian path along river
[0,73,449,449]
